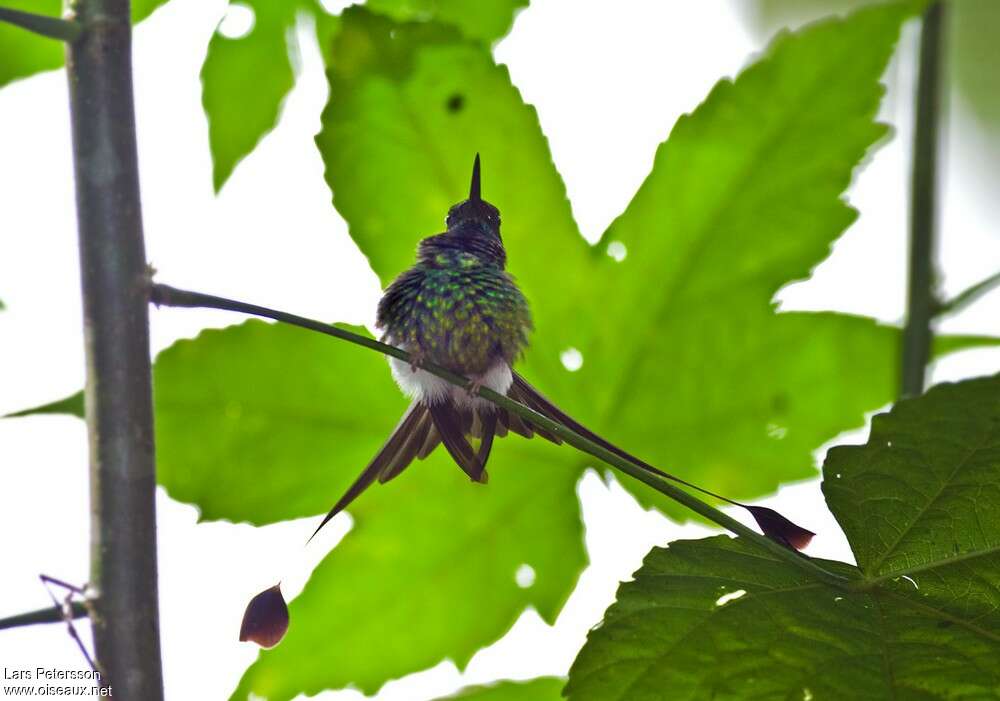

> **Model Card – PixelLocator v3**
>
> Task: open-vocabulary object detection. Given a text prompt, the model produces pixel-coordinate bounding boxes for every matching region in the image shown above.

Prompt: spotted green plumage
[377,234,531,376]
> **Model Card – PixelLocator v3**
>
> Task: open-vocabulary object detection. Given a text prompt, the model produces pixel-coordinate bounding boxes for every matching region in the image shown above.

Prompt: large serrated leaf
[567,374,1000,700]
[824,374,1000,585]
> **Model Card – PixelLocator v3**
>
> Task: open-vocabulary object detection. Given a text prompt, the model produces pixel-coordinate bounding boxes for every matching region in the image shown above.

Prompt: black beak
[469,153,481,202]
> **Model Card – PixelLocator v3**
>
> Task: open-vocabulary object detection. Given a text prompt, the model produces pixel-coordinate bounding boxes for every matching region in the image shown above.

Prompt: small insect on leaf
[744,506,815,551]
[239,584,289,648]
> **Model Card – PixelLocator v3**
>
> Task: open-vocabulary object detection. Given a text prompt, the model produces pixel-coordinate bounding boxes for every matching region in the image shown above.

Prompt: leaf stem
[900,0,945,397]
[0,6,82,42]
[0,602,88,631]
[934,269,1000,317]
[150,283,850,588]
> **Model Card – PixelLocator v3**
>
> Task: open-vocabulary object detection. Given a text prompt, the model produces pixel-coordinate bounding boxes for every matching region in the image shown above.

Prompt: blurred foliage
[743,0,999,130]
[366,0,528,43]
[0,0,168,88]
[742,0,1000,212]
[435,678,565,700]
[567,373,1000,700]
[201,0,301,192]
[201,0,524,189]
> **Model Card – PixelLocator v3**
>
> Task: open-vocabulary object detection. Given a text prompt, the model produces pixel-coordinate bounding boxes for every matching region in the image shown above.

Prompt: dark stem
[900,1,945,397]
[0,602,88,631]
[0,5,82,41]
[150,283,847,587]
[65,0,164,697]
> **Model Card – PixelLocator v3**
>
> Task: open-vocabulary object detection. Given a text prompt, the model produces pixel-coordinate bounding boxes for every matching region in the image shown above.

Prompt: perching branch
[934,269,1000,317]
[0,602,87,631]
[900,1,945,397]
[150,283,848,588]
[0,5,82,41]
[66,0,164,696]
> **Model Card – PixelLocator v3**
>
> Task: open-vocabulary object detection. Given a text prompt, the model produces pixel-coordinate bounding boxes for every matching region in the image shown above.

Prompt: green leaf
[145,319,584,700]
[365,0,528,43]
[566,533,1000,701]
[823,373,1000,583]
[316,6,590,401]
[154,320,408,524]
[568,375,1000,700]
[317,2,918,520]
[223,3,925,696]
[571,0,915,514]
[232,439,582,698]
[201,0,299,191]
[434,678,565,701]
[0,0,168,88]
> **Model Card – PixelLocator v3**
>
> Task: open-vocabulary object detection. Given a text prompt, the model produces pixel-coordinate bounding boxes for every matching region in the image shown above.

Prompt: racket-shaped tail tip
[744,506,815,551]
[239,583,289,648]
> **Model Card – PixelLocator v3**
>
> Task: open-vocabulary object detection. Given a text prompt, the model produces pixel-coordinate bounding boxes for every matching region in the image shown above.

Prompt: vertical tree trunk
[64,0,164,696]
[901,1,945,397]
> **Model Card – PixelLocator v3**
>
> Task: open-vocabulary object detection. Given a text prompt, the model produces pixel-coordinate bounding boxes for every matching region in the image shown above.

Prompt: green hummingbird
[312,155,814,551]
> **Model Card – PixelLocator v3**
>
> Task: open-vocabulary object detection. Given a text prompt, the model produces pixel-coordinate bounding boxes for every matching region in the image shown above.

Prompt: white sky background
[1,1,998,699]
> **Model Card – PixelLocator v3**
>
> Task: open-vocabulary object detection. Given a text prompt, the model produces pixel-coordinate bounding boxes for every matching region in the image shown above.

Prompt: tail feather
[311,371,814,551]
[429,402,486,483]
[309,401,426,541]
[379,409,434,484]
[508,372,815,551]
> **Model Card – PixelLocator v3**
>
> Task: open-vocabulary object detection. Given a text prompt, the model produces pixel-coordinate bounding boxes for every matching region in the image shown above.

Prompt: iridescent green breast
[377,249,531,376]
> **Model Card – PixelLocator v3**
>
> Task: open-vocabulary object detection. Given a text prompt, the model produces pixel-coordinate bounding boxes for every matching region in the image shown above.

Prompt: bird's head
[445,154,501,239]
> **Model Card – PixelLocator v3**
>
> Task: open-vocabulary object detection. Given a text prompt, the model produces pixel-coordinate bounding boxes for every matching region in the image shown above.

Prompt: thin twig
[0,6,82,41]
[0,602,88,631]
[934,269,1000,317]
[40,576,100,677]
[900,1,945,397]
[150,282,849,588]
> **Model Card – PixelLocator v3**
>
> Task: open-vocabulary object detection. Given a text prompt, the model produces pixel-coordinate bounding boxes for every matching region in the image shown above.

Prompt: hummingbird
[311,155,813,551]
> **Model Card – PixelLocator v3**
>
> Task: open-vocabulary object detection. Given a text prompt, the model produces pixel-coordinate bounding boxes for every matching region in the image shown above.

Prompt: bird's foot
[465,377,484,399]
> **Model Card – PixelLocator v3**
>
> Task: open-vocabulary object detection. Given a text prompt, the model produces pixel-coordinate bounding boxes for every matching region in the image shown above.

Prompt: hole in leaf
[446,94,465,113]
[714,589,746,607]
[606,240,627,262]
[317,0,352,13]
[217,3,255,39]
[766,422,787,440]
[560,347,583,372]
[515,564,536,588]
